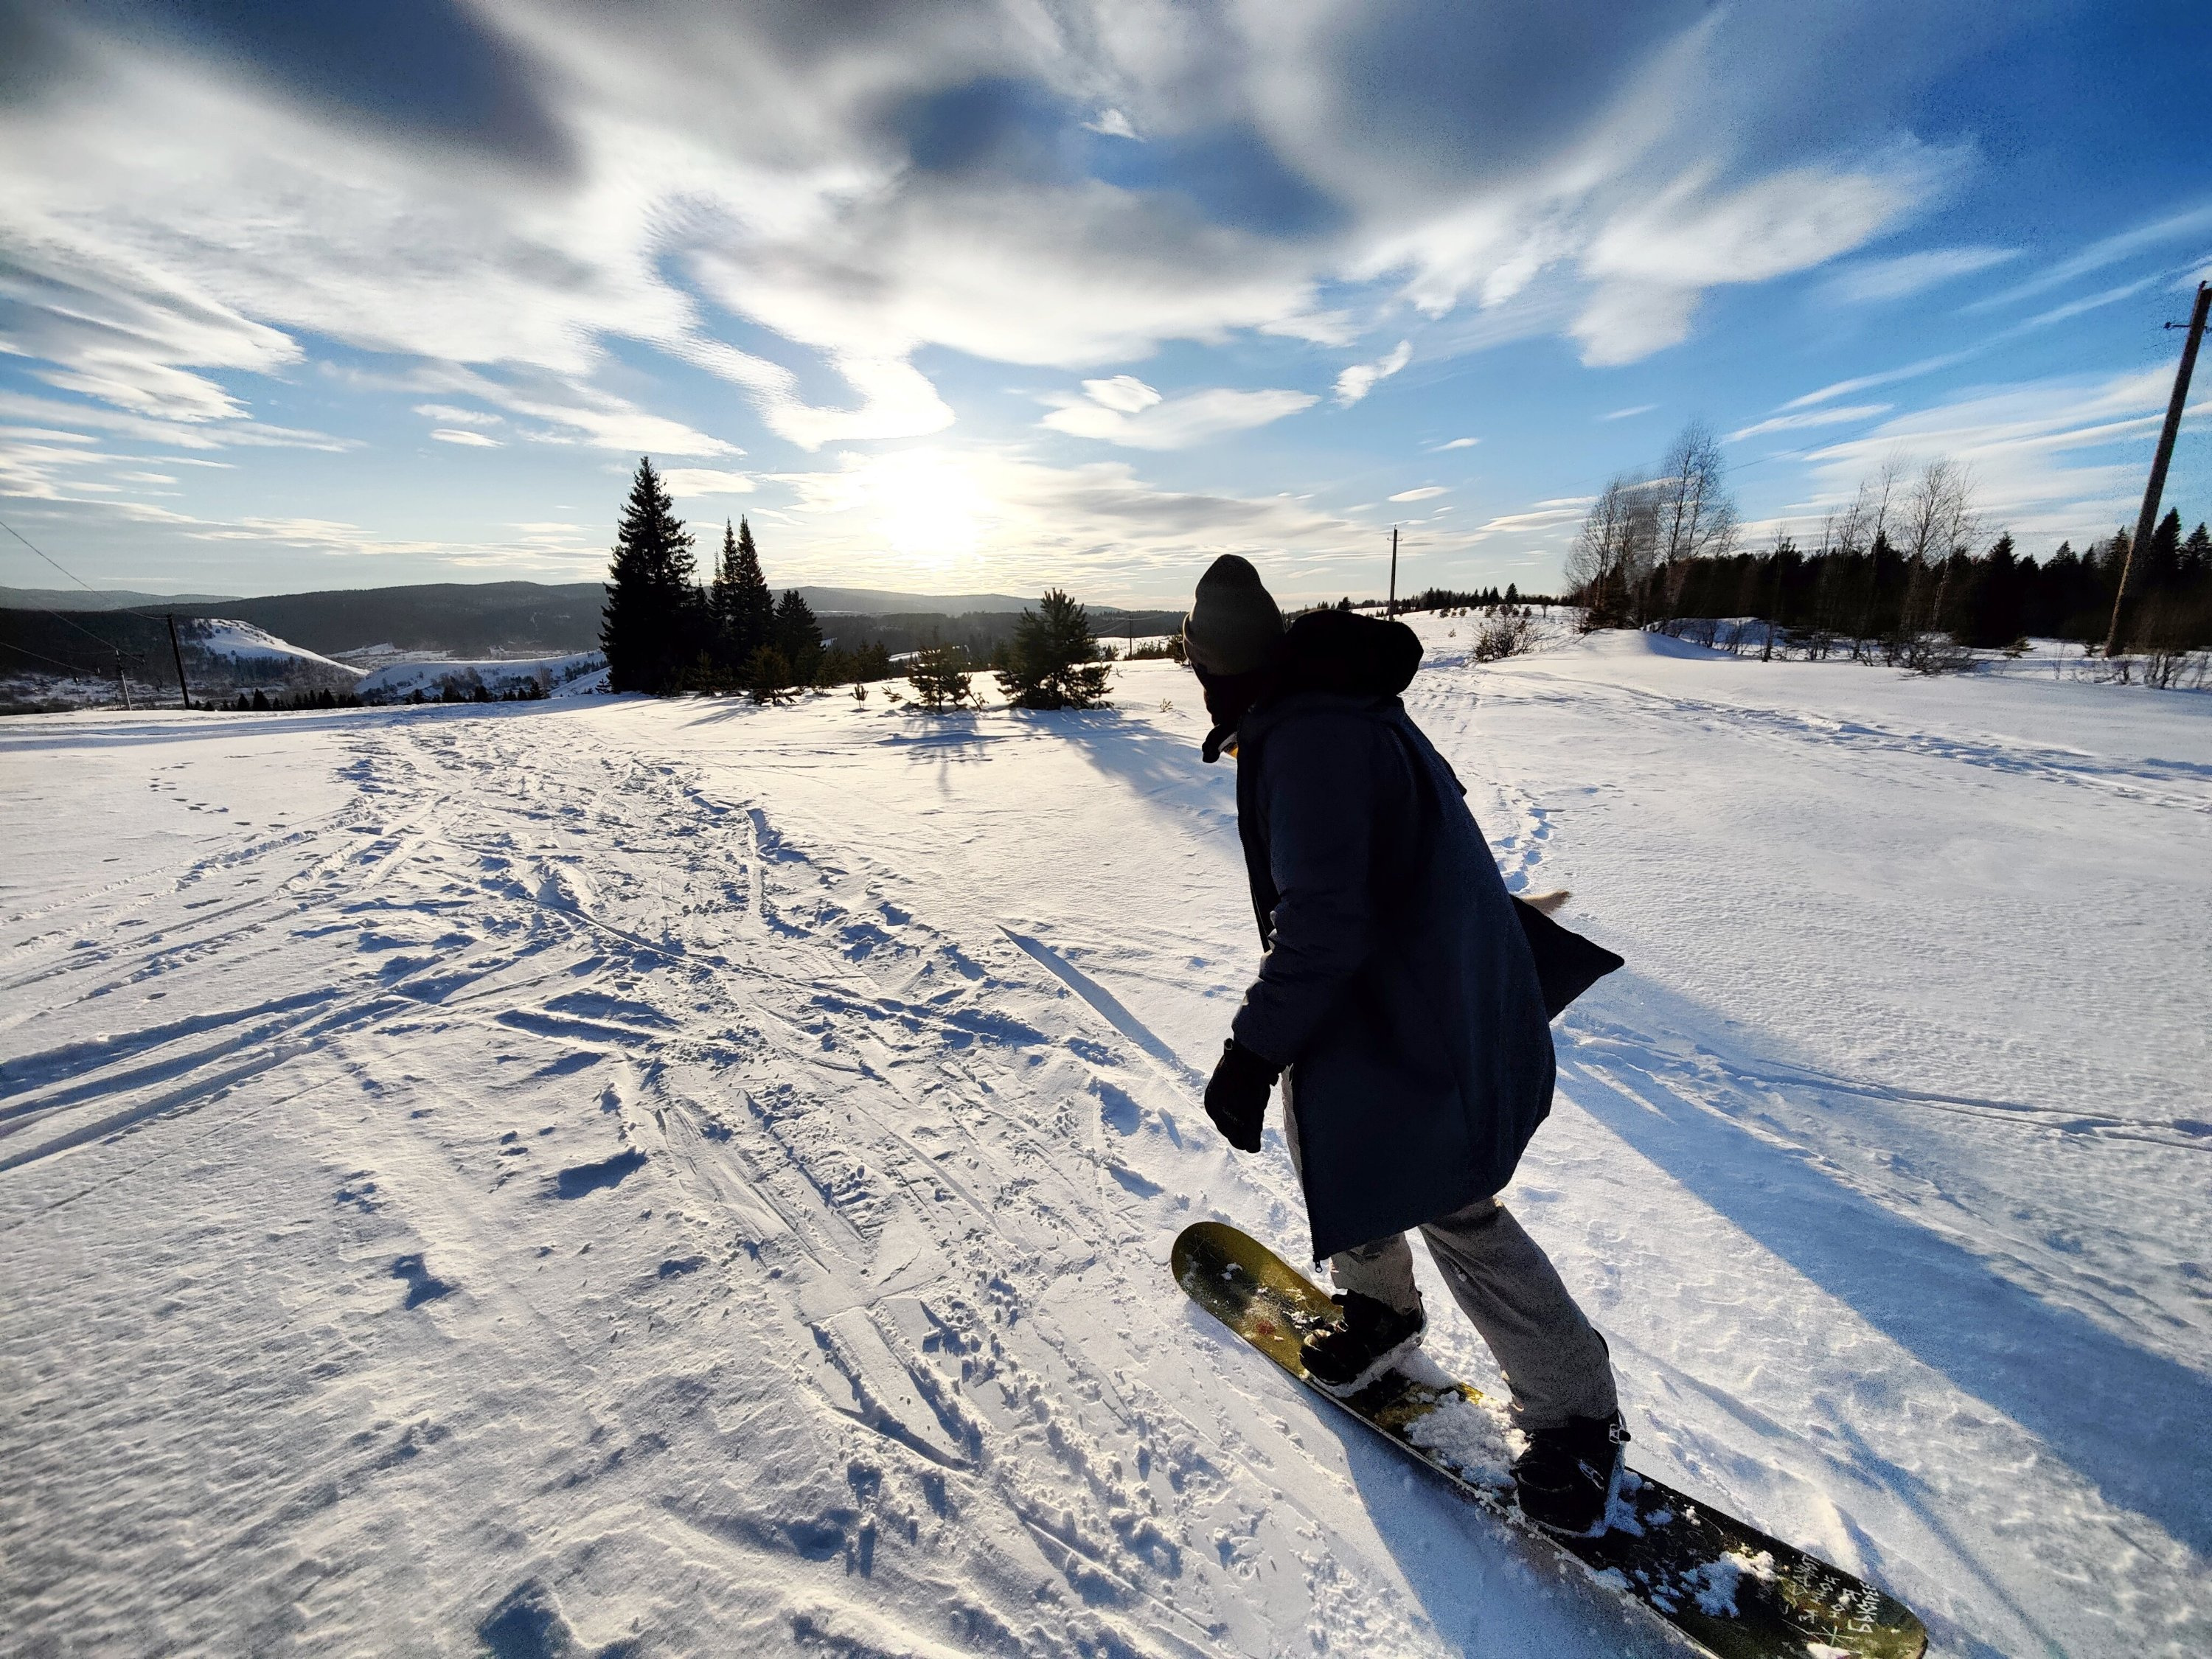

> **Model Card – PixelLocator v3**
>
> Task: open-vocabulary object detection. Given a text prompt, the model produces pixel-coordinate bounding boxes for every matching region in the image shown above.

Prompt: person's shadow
[1551,970,2212,1564]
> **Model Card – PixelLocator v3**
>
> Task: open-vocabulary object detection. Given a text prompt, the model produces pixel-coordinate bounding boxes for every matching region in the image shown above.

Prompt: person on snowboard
[1183,553,1629,1537]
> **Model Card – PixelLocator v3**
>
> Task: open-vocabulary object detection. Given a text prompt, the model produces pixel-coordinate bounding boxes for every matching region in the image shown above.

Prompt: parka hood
[1281,609,1422,698]
[1195,608,1424,764]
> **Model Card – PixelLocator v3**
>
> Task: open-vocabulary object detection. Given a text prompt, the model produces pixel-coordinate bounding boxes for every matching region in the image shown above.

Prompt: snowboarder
[1183,554,1628,1537]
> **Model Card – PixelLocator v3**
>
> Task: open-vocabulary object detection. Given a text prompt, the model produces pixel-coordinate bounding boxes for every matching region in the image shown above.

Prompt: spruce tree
[2182,522,2211,580]
[745,644,793,703]
[600,457,698,694]
[708,521,742,682]
[2142,508,2183,594]
[995,589,1111,709]
[773,589,825,685]
[729,518,773,663]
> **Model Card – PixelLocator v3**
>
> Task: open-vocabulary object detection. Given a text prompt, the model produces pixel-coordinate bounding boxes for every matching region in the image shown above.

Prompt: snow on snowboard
[1174,1220,1926,1659]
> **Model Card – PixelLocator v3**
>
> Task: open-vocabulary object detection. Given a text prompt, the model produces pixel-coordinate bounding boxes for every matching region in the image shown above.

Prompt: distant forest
[1565,422,2211,662]
[1659,514,2211,653]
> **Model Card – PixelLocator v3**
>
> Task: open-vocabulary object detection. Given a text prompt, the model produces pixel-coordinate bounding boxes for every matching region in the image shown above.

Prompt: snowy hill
[355,650,606,703]
[2,622,2208,1655]
[192,617,365,679]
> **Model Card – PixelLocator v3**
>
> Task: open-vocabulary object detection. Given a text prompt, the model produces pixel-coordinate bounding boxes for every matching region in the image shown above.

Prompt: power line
[0,512,102,594]
[2105,279,2209,655]
[0,515,136,652]
[0,638,94,674]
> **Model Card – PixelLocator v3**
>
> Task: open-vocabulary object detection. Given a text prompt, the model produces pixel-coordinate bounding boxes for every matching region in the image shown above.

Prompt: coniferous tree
[708,521,742,681]
[2140,508,2183,594]
[2184,522,2211,575]
[773,590,824,685]
[907,641,975,711]
[851,640,895,683]
[600,457,698,694]
[717,517,773,672]
[995,589,1112,709]
[745,644,793,703]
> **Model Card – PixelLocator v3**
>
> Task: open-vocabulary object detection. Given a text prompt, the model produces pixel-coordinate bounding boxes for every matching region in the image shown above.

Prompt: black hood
[1197,610,1422,762]
[1280,609,1422,698]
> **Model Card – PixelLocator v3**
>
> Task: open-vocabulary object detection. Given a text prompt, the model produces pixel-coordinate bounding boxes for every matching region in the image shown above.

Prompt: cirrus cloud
[1041,378,1318,449]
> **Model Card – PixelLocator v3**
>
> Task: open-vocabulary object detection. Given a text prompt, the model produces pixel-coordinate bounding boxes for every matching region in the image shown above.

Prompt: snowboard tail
[1172,1220,1926,1659]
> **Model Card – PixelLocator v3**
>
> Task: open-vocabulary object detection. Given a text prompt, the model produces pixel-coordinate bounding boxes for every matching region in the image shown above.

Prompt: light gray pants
[1286,1102,1617,1431]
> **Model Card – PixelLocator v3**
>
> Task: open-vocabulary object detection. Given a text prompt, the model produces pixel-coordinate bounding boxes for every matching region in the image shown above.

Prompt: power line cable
[0,512,171,654]
[0,513,191,668]
[0,512,102,594]
[0,638,97,674]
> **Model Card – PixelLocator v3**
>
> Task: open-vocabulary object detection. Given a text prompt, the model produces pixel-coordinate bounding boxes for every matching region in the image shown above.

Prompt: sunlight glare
[866,450,987,573]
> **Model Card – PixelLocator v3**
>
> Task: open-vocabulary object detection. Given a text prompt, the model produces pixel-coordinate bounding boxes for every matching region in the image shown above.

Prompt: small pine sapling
[907,641,975,711]
[996,588,1112,709]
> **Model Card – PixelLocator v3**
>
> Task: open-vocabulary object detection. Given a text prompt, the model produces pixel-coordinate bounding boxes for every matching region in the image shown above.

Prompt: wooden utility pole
[1387,526,1399,616]
[2105,280,2211,656]
[165,613,193,709]
[114,649,133,712]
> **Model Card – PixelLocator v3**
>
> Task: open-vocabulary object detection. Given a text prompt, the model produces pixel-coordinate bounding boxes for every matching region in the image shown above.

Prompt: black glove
[1204,1037,1279,1154]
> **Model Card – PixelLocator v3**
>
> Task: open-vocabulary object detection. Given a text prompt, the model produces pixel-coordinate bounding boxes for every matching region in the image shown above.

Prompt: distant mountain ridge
[1,586,243,611]
[2,580,1162,659]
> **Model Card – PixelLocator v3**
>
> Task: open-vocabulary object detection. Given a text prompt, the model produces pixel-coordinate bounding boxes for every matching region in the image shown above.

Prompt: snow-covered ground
[356,650,606,703]
[193,619,364,680]
[3,621,2207,1657]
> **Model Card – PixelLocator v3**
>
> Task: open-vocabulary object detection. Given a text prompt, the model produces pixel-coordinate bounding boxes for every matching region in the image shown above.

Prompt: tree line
[1565,423,2211,661]
[599,457,1113,710]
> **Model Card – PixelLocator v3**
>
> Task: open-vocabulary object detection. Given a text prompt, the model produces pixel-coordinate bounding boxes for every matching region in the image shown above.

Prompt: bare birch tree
[1565,474,1660,625]
[1652,421,1740,567]
[1896,457,1978,566]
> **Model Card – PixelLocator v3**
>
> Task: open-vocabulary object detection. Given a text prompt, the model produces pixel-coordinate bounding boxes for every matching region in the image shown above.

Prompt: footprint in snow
[390,1253,454,1309]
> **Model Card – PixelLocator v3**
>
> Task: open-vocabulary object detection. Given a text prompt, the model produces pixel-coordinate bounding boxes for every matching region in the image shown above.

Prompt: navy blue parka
[1225,613,1563,1260]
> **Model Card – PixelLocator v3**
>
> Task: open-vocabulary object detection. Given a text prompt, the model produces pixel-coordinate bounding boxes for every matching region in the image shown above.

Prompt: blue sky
[1,0,2207,605]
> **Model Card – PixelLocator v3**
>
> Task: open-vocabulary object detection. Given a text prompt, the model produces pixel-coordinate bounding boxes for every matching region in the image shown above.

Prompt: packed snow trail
[3,628,2208,1656]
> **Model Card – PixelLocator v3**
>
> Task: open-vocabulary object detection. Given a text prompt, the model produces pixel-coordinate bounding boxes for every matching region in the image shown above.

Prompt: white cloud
[1388,486,1448,502]
[1823,246,2017,304]
[1081,375,1164,415]
[1041,381,1316,449]
[1725,403,1891,442]
[431,428,501,447]
[414,404,501,427]
[1085,108,1138,139]
[2018,274,2163,332]
[1333,340,1412,406]
[759,444,1367,594]
[1799,366,2191,545]
[1601,405,1657,421]
[661,468,757,495]
[1465,502,1593,540]
[1571,284,1701,366]
[1974,202,2212,310]
[1573,157,1942,364]
[0,391,344,454]
[1781,350,1978,410]
[1433,437,1479,451]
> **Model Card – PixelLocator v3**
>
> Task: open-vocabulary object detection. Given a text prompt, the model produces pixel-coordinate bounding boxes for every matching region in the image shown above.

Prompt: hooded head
[1183,554,1284,676]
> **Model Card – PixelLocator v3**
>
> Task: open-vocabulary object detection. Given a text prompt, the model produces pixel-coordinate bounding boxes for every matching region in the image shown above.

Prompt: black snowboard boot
[1511,1411,1629,1537]
[1299,1292,1425,1396]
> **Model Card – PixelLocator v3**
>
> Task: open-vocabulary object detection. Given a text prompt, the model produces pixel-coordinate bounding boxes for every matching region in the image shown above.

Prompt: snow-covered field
[3,619,2207,1658]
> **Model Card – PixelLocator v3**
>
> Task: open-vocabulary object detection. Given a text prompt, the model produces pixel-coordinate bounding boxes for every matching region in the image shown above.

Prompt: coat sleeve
[1230,718,1410,1067]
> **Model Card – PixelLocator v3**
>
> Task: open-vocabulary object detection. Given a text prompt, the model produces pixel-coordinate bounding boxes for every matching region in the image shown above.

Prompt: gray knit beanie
[1183,554,1284,675]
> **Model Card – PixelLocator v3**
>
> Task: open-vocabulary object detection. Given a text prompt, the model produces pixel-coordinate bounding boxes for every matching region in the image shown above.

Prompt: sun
[866,450,987,573]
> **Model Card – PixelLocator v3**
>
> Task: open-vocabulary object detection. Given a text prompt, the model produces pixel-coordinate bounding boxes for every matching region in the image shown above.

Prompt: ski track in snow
[3,628,2208,1658]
